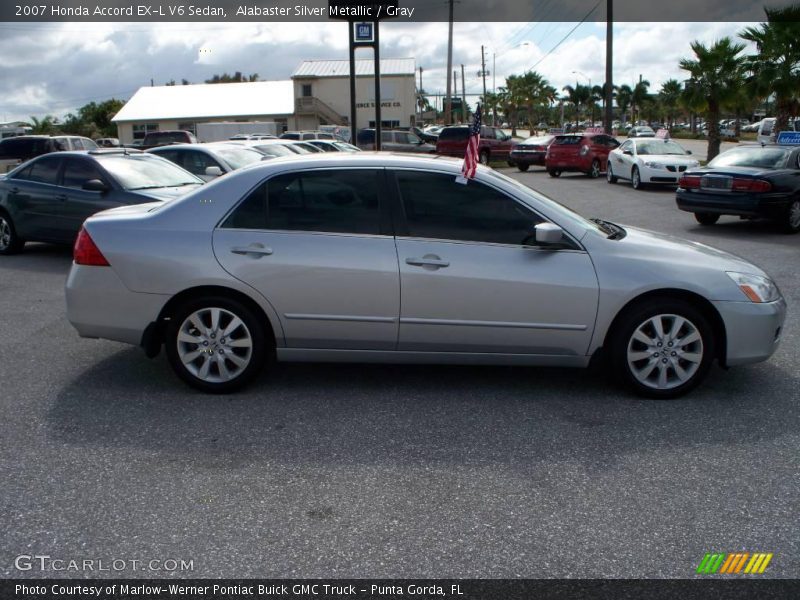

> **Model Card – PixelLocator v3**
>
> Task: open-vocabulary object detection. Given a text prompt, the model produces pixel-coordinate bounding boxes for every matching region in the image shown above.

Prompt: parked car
[436,125,516,164]
[147,143,265,181]
[508,135,554,171]
[545,133,620,178]
[64,153,786,398]
[229,134,277,141]
[0,135,98,167]
[280,131,336,141]
[235,140,313,158]
[357,129,436,153]
[140,130,197,150]
[676,143,800,232]
[95,137,121,148]
[607,139,699,190]
[0,149,203,253]
[756,117,800,145]
[305,140,361,152]
[396,126,439,144]
[627,126,656,138]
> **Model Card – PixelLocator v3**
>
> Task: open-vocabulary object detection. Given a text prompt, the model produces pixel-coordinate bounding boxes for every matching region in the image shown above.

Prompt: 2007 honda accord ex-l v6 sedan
[65,153,786,398]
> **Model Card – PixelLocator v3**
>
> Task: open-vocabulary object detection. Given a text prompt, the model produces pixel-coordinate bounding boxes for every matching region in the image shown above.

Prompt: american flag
[461,103,482,180]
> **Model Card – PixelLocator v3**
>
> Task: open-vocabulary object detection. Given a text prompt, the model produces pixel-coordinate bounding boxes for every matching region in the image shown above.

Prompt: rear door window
[28,156,62,184]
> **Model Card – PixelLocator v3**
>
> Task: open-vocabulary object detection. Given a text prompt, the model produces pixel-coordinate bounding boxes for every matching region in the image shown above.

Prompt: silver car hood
[615,226,768,277]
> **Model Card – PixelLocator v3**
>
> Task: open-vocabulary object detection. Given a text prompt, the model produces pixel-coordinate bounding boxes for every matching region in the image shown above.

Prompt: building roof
[292,58,416,78]
[112,80,294,123]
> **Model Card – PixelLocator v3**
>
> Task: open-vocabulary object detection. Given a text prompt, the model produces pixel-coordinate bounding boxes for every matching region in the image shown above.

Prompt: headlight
[727,272,781,303]
[644,161,664,168]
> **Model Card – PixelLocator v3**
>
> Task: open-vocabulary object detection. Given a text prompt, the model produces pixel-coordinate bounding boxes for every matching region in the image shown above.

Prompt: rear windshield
[553,136,582,145]
[0,138,49,159]
[708,147,790,169]
[253,143,298,158]
[145,132,190,144]
[437,127,469,141]
[98,155,202,189]
[214,146,263,169]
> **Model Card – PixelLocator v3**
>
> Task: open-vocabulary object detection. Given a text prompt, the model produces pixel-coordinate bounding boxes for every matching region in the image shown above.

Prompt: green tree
[27,115,60,135]
[740,5,800,135]
[616,84,633,124]
[205,72,259,84]
[659,79,683,128]
[630,79,651,124]
[680,37,746,160]
[561,83,592,125]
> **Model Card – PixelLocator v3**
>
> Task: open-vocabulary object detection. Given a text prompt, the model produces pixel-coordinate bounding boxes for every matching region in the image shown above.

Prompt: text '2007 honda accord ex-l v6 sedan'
[65,153,786,399]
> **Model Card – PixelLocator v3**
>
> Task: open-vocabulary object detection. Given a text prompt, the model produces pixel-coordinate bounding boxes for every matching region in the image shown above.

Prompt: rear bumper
[65,264,169,346]
[713,298,787,366]
[676,190,792,218]
[509,152,546,166]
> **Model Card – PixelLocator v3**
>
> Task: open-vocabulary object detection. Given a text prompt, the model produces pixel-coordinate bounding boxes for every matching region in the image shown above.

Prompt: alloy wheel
[0,217,10,251]
[626,313,703,391]
[788,200,800,231]
[176,307,253,383]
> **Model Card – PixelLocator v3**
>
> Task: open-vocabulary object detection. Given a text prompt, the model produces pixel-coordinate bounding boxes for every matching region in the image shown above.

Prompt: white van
[758,117,800,145]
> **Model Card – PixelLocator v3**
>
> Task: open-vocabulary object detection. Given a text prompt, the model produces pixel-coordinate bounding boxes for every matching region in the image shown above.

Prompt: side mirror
[623,149,633,156]
[82,179,109,193]
[205,166,223,177]
[686,150,693,155]
[526,222,566,248]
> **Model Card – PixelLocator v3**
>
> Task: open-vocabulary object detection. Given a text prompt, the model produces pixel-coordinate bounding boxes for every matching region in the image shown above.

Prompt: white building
[112,58,417,144]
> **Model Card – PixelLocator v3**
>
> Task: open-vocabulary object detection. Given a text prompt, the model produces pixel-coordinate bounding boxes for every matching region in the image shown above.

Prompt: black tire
[165,296,269,393]
[782,198,800,234]
[517,163,529,172]
[0,211,25,255]
[695,212,720,226]
[609,299,716,399]
[631,166,643,190]
[607,162,618,184]
[588,159,601,178]
[548,169,561,178]
[479,150,490,165]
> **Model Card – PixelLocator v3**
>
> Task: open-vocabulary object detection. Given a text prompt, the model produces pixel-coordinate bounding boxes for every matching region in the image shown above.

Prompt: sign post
[329,2,397,150]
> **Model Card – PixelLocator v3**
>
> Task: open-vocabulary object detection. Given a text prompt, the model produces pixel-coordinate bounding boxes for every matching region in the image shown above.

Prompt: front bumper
[676,190,793,219]
[66,264,170,346]
[713,298,787,366]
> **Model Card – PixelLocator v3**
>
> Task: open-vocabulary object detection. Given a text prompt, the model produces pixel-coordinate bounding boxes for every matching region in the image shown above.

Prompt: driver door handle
[231,244,273,257]
[405,256,450,269]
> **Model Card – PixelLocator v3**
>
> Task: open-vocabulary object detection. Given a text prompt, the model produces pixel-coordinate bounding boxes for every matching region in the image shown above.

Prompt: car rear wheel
[588,159,601,178]
[607,162,618,183]
[631,166,643,190]
[517,163,529,172]
[479,150,490,165]
[783,198,800,234]
[165,297,268,393]
[548,169,561,178]
[610,299,715,399]
[0,212,25,255]
[695,212,720,226]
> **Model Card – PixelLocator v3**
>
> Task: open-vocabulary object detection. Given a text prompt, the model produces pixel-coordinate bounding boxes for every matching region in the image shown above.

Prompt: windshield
[214,146,263,169]
[636,140,688,156]
[253,143,296,157]
[708,147,790,169]
[333,142,360,152]
[99,155,202,190]
[483,168,612,237]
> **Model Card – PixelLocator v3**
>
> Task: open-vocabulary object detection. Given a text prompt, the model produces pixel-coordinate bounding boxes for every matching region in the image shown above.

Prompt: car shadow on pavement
[46,347,800,473]
[0,243,73,274]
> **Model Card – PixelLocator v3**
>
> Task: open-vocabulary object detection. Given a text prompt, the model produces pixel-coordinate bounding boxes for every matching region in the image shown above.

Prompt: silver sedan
[65,154,786,398]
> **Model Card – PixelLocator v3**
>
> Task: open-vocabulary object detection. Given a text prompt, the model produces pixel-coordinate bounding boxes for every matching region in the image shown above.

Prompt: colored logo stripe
[697,553,773,574]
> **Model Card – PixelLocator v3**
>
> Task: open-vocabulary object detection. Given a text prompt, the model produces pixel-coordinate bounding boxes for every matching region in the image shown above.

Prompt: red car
[436,125,517,164]
[545,133,620,178]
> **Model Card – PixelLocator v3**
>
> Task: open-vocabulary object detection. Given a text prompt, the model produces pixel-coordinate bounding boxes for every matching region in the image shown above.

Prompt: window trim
[386,167,584,251]
[215,166,395,237]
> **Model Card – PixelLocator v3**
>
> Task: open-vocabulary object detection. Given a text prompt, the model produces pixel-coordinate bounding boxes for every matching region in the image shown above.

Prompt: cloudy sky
[0,19,755,124]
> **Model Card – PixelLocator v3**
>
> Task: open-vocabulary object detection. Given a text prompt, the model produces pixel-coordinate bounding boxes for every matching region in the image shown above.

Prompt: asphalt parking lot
[1,167,798,579]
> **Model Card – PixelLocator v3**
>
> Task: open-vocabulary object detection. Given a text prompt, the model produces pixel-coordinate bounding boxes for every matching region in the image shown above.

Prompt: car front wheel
[631,166,643,190]
[0,212,25,255]
[610,299,715,399]
[479,150,490,165]
[783,198,800,234]
[165,297,268,393]
[607,162,618,184]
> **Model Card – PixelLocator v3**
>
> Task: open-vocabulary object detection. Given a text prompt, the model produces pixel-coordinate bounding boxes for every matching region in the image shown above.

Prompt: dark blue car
[0,149,203,254]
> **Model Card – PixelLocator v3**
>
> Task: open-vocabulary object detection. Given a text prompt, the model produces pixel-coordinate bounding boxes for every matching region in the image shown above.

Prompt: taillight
[732,178,772,193]
[679,175,701,189]
[73,227,109,266]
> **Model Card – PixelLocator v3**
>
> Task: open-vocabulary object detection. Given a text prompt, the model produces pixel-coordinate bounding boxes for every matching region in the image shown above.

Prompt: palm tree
[659,79,683,128]
[28,115,59,135]
[740,5,800,136]
[593,82,616,128]
[616,84,633,125]
[630,79,651,125]
[516,71,556,129]
[680,37,746,160]
[481,91,502,126]
[562,83,592,126]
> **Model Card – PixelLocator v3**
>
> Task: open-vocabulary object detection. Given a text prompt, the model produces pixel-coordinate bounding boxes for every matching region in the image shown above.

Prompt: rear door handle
[55,194,68,201]
[10,187,19,194]
[405,256,450,269]
[231,244,273,257]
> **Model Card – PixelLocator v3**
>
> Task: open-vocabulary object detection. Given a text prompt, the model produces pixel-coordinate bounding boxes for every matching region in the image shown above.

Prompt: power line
[527,0,602,71]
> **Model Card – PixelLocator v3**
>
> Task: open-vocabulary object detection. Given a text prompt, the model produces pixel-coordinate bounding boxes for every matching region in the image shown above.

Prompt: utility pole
[444,0,454,125]
[605,0,613,133]
[418,66,424,124]
[461,64,467,119]
[480,45,488,108]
